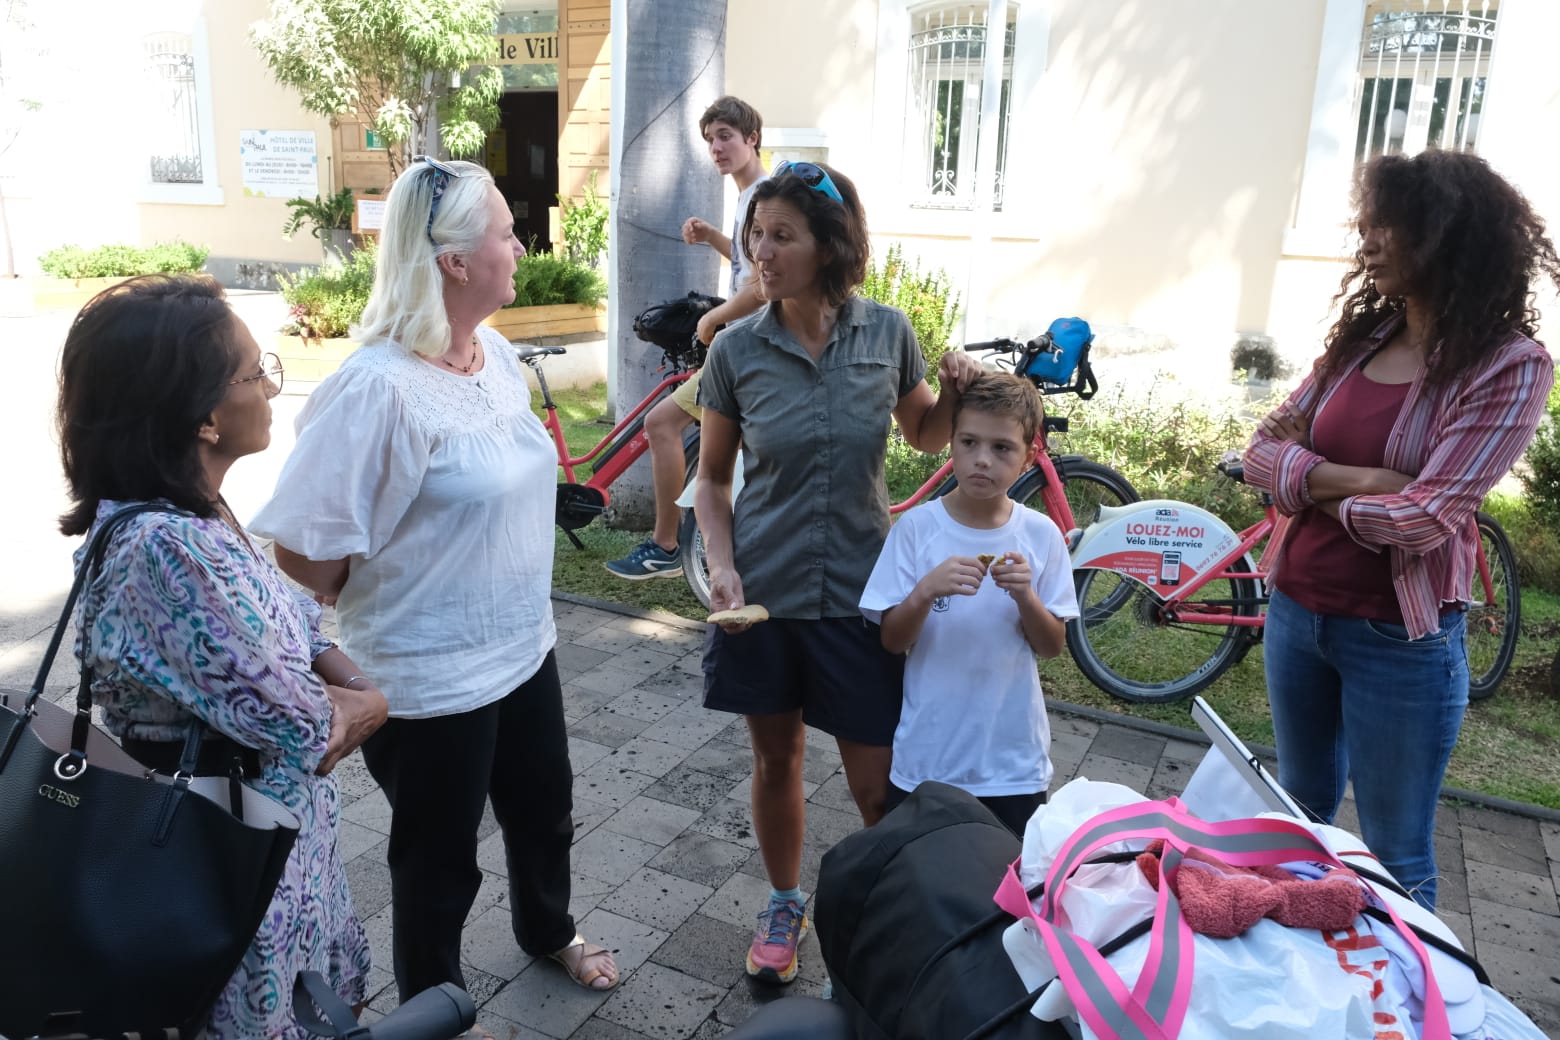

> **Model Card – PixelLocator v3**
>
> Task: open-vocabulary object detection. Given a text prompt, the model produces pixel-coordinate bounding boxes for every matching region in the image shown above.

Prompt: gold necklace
[440,335,480,374]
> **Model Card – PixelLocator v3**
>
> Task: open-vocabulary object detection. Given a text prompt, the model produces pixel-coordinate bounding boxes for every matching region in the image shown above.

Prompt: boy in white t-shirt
[860,373,1080,835]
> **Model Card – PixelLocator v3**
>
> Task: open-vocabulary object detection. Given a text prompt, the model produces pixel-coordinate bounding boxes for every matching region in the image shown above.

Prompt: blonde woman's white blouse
[252,326,557,718]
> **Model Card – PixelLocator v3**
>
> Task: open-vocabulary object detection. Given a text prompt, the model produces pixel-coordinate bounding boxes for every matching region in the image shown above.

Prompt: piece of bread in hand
[977,554,997,567]
[707,604,770,626]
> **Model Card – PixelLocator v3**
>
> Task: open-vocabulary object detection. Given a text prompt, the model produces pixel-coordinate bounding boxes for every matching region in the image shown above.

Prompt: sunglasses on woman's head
[414,154,465,244]
[773,160,844,205]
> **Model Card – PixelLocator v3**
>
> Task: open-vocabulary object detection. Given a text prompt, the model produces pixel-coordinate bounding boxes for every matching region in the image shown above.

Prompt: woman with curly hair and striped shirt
[1245,150,1558,909]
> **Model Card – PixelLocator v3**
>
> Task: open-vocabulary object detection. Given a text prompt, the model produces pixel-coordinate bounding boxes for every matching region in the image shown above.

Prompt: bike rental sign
[1071,502,1241,589]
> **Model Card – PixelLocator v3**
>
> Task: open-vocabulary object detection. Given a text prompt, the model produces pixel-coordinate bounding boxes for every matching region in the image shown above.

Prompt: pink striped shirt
[1244,315,1553,639]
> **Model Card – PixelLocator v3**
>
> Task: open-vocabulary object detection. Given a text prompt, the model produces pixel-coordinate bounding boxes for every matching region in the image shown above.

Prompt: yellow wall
[6,0,340,273]
[136,0,338,264]
[728,0,1330,358]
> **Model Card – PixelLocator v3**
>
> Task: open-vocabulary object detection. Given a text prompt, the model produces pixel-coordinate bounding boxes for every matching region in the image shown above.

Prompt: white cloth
[859,499,1079,795]
[728,175,766,293]
[252,327,558,718]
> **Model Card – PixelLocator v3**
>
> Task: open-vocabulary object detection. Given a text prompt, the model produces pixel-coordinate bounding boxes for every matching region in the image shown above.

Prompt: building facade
[6,1,1556,365]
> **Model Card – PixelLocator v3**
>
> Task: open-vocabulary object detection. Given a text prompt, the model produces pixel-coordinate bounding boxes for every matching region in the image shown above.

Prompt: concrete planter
[483,302,606,341]
[276,334,358,385]
[31,275,135,311]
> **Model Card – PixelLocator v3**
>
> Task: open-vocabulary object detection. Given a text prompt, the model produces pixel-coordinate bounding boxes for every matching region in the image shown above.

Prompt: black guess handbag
[0,503,300,1039]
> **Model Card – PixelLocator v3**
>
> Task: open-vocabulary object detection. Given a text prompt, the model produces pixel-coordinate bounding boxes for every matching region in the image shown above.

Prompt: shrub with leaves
[558,170,608,270]
[39,241,209,279]
[277,241,377,339]
[861,243,960,390]
[508,249,606,308]
[1520,382,1560,526]
[1053,378,1274,531]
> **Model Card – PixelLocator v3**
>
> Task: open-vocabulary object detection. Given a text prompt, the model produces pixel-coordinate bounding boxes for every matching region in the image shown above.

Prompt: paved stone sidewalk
[327,596,1560,1039]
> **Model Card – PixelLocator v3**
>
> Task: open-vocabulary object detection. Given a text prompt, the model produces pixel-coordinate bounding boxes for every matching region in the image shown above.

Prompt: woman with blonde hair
[255,157,619,1001]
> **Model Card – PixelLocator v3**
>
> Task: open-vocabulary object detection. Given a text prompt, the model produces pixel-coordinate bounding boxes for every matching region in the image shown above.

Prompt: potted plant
[282,188,357,263]
[484,248,608,340]
[275,241,376,381]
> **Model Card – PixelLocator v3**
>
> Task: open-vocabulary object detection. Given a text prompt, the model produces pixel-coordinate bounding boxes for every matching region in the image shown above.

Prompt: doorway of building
[492,91,560,253]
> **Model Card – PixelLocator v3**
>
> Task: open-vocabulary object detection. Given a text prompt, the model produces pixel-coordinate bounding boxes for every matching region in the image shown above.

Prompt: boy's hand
[917,555,987,600]
[682,216,715,246]
[990,552,1037,603]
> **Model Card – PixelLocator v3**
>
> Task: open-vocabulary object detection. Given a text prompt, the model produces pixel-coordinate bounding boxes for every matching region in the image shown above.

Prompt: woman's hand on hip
[316,682,389,776]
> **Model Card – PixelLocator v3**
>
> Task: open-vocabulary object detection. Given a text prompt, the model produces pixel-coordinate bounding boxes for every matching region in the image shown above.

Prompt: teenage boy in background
[606,95,769,579]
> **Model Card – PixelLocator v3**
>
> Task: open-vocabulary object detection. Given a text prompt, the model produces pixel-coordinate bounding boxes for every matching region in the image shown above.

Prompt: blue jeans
[1264,587,1468,909]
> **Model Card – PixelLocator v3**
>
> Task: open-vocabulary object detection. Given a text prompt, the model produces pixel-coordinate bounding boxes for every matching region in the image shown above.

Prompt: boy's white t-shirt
[860,499,1080,796]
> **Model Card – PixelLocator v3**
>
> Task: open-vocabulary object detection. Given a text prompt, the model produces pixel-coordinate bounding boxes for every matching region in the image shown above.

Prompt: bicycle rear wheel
[1066,557,1261,704]
[1467,511,1520,701]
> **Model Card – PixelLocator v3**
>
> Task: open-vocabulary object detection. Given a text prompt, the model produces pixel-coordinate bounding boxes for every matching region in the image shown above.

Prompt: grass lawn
[536,383,1560,811]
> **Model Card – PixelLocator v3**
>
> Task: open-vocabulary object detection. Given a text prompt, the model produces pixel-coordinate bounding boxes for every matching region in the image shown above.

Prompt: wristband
[341,675,368,689]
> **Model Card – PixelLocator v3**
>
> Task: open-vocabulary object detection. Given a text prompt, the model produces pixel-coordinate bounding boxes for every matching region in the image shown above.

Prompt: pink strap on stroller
[993,797,1452,1040]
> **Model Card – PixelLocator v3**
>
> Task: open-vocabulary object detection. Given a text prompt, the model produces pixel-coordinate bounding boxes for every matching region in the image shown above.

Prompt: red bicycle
[1065,456,1522,703]
[518,342,702,551]
[675,327,1141,607]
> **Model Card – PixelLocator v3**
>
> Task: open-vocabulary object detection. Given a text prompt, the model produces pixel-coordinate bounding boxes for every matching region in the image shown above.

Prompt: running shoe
[604,538,683,579]
[746,895,808,983]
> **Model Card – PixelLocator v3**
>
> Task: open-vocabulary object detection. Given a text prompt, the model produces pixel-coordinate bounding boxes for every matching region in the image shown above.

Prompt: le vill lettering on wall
[494,33,558,65]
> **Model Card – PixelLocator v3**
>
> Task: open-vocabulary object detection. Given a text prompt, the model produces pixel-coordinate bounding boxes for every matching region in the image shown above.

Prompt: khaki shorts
[670,369,703,419]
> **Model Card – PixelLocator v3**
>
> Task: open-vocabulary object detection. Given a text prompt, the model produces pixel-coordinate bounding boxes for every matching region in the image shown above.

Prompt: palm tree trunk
[608,0,726,527]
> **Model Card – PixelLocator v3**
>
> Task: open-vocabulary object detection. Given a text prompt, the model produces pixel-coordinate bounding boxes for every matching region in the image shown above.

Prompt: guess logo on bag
[37,783,82,809]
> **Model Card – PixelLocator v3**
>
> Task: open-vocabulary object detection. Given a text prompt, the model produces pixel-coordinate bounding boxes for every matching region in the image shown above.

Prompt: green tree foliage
[250,0,504,176]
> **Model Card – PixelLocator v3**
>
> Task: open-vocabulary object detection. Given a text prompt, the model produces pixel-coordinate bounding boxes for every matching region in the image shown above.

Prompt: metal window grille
[145,33,204,184]
[908,3,1015,210]
[1354,1,1498,163]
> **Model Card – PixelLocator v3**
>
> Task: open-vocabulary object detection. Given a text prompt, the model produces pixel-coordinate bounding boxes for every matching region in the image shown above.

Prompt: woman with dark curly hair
[694,162,982,982]
[1244,150,1558,909]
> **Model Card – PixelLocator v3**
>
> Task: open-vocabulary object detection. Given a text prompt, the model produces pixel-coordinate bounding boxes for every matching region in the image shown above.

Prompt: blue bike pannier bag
[1022,316,1093,386]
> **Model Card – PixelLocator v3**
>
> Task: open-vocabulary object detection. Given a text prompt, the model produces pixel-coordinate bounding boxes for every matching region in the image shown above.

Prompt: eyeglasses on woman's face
[230,352,284,398]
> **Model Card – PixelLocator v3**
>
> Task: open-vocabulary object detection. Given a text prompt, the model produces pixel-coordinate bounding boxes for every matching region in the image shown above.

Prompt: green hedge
[507,250,606,308]
[39,242,209,279]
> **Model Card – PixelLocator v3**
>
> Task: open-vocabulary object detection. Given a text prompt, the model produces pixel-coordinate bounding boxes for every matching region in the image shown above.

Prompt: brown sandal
[548,932,620,990]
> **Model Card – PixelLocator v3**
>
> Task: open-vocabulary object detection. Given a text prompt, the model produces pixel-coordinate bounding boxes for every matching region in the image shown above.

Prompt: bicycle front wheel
[678,433,713,610]
[1467,511,1520,701]
[1066,557,1261,704]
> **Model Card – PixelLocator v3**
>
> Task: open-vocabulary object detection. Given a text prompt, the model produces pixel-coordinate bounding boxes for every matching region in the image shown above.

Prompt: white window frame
[1288,0,1502,256]
[138,14,223,207]
[904,3,1015,211]
[870,0,1049,237]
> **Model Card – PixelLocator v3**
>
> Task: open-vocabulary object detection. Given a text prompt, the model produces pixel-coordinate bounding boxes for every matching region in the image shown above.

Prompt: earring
[213,433,220,444]
[461,276,469,286]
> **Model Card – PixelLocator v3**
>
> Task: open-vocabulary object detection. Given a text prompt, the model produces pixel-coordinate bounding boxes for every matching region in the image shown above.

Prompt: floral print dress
[73,502,370,1039]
